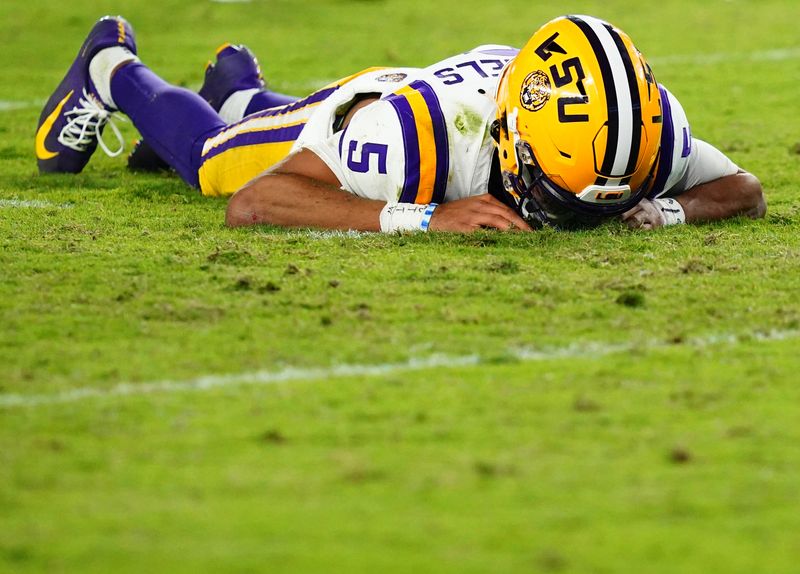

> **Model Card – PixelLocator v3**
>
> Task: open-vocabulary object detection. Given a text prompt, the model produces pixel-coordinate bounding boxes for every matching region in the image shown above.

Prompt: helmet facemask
[501,138,607,230]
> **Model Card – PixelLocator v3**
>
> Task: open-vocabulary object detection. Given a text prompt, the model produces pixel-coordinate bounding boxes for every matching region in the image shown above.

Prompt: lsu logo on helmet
[494,15,662,227]
[520,70,551,112]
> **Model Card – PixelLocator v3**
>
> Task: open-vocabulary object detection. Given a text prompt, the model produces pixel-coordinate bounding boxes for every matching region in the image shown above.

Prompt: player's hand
[429,194,532,232]
[622,198,666,230]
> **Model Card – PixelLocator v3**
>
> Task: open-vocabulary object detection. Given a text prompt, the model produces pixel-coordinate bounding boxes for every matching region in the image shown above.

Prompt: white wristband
[379,202,438,233]
[653,197,686,226]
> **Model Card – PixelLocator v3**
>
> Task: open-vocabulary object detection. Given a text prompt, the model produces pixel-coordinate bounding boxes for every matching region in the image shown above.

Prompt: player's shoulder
[341,52,512,202]
[340,84,452,203]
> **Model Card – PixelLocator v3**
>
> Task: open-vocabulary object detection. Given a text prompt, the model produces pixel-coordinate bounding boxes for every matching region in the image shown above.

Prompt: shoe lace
[57,89,126,157]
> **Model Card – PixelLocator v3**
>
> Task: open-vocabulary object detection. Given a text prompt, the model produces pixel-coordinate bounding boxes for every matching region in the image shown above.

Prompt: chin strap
[57,89,126,158]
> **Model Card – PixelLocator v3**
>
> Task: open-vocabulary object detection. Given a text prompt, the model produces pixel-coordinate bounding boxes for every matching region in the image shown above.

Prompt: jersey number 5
[347,141,388,174]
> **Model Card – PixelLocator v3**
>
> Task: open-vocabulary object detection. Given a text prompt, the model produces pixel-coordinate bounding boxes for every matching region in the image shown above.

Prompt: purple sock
[244,90,298,116]
[110,63,226,187]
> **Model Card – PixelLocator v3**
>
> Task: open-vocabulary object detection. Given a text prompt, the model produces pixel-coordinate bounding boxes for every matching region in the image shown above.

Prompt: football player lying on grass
[36,15,765,233]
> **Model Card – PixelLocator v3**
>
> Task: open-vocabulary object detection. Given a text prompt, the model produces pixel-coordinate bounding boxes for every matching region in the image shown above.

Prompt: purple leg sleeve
[244,90,298,116]
[110,63,226,187]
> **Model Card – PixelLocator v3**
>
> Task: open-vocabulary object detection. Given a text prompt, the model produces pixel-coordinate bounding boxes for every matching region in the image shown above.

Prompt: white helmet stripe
[578,16,636,181]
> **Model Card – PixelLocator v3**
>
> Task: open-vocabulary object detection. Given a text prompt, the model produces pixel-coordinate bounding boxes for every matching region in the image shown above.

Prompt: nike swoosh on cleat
[35,90,73,160]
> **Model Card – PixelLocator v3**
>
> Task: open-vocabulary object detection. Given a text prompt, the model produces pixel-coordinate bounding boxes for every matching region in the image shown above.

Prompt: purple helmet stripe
[410,80,450,204]
[202,123,305,162]
[386,95,421,203]
[648,85,674,198]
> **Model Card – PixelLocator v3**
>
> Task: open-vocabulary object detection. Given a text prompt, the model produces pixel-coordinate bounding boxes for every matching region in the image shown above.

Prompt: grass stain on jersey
[454,107,484,136]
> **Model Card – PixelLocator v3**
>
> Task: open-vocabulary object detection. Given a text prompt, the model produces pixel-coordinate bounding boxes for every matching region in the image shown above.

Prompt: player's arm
[225,149,529,232]
[225,149,384,231]
[622,139,766,230]
[673,170,765,223]
[622,171,765,230]
[226,94,529,232]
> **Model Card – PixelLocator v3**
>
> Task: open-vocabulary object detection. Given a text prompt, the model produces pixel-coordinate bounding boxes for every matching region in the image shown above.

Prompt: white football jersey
[297,50,736,205]
[298,45,518,203]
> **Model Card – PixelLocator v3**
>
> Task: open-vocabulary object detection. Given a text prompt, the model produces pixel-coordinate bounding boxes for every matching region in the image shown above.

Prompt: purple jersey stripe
[475,47,520,57]
[247,86,339,119]
[648,85,674,198]
[202,123,305,162]
[410,80,450,204]
[386,95,421,203]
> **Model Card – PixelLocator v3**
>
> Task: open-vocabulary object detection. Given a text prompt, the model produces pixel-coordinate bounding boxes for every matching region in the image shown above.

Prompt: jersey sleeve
[667,139,739,195]
[648,85,740,198]
[301,100,408,203]
[302,81,453,205]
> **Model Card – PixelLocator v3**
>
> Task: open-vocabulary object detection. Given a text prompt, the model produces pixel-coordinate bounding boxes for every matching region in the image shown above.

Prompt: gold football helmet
[494,15,662,228]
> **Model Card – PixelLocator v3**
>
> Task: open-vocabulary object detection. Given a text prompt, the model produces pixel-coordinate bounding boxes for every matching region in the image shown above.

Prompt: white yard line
[650,47,800,66]
[1,328,797,409]
[0,99,44,112]
[303,229,371,240]
[0,199,73,209]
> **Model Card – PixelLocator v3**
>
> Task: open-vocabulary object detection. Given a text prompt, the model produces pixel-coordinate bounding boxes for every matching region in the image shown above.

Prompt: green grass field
[2,0,800,571]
